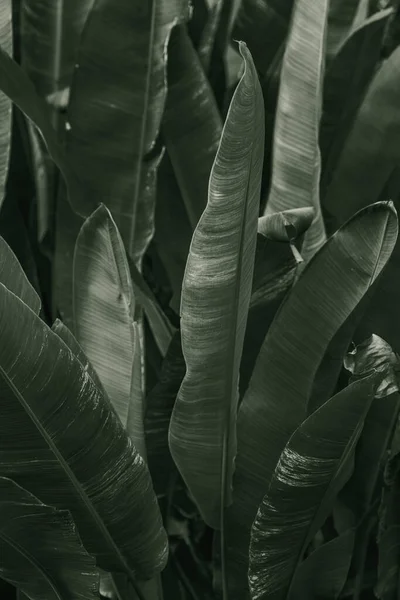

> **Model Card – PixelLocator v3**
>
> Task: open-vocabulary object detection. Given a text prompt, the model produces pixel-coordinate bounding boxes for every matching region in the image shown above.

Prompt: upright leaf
[325,0,365,65]
[249,374,376,600]
[225,202,398,598]
[66,0,189,261]
[264,0,328,259]
[162,25,222,228]
[0,236,41,313]
[20,0,94,103]
[73,205,146,456]
[0,476,100,600]
[0,282,168,580]
[0,0,12,209]
[169,42,265,529]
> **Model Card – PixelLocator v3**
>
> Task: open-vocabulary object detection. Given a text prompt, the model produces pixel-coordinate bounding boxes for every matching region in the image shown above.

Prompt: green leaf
[0,235,41,313]
[325,0,366,64]
[0,46,80,205]
[73,205,147,455]
[257,208,314,243]
[323,44,400,226]
[169,42,265,529]
[128,256,175,358]
[66,0,189,261]
[145,331,186,497]
[0,281,167,580]
[232,0,294,74]
[321,8,392,197]
[290,530,355,600]
[249,374,376,600]
[0,476,100,600]
[20,0,94,101]
[162,25,222,228]
[225,202,398,598]
[0,0,12,209]
[264,0,328,259]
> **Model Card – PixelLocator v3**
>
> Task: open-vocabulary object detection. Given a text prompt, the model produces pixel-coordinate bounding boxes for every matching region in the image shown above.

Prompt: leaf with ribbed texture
[168,43,264,530]
[264,0,328,259]
[225,202,398,599]
[20,0,94,102]
[289,531,355,600]
[73,205,143,439]
[0,476,99,600]
[0,281,168,580]
[0,236,41,313]
[232,0,294,74]
[66,0,189,261]
[163,25,222,228]
[249,374,376,600]
[257,208,314,242]
[0,0,12,209]
[321,8,392,196]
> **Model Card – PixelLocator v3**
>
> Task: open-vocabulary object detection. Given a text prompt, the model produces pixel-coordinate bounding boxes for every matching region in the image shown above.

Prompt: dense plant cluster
[1,0,400,599]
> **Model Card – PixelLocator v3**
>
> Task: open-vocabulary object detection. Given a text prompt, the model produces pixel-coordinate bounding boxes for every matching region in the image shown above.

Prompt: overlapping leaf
[264,0,328,259]
[249,374,376,600]
[162,25,222,228]
[66,0,189,261]
[225,202,398,598]
[169,43,265,529]
[325,0,365,65]
[0,476,100,600]
[0,281,167,579]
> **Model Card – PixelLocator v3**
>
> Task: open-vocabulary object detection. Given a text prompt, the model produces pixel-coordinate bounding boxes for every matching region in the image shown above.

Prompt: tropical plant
[1,0,400,599]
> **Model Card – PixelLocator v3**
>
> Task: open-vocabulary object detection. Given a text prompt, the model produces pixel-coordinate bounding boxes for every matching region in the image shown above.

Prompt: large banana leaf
[264,0,328,259]
[0,0,12,209]
[248,374,376,600]
[0,476,99,600]
[232,0,294,74]
[73,206,135,423]
[66,0,189,261]
[0,281,167,581]
[0,236,41,313]
[289,530,355,600]
[169,43,264,530]
[321,8,392,196]
[20,0,94,102]
[323,46,400,225]
[225,202,398,598]
[162,25,222,228]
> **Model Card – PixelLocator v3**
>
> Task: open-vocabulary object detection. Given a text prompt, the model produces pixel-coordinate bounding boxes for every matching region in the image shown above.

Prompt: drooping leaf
[0,0,12,209]
[225,201,398,598]
[0,281,168,580]
[249,374,376,600]
[0,476,100,600]
[162,25,222,228]
[289,530,355,600]
[321,8,393,197]
[0,235,41,313]
[20,0,94,102]
[66,0,189,261]
[257,208,314,243]
[264,0,328,259]
[169,42,265,529]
